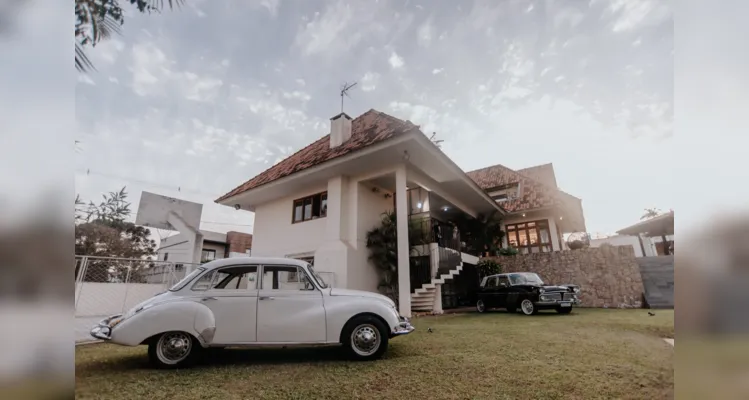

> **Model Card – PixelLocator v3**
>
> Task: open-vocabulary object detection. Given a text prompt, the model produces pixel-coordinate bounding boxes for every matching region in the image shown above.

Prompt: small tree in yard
[75,187,157,282]
[366,211,400,305]
[476,259,502,281]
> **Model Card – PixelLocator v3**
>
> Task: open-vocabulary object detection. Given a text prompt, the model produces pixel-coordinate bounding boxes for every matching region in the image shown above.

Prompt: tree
[75,187,157,282]
[366,211,400,305]
[641,207,662,220]
[75,0,183,73]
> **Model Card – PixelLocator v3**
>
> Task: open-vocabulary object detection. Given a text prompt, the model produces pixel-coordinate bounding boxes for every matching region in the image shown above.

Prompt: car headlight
[108,317,124,328]
[539,288,545,294]
[573,287,580,293]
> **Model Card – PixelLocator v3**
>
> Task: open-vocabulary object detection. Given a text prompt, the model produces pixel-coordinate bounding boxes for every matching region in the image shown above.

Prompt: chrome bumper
[89,314,121,341]
[536,298,579,306]
[392,317,415,336]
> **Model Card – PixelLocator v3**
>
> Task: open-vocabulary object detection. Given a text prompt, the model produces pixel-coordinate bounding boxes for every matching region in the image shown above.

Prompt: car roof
[198,257,309,271]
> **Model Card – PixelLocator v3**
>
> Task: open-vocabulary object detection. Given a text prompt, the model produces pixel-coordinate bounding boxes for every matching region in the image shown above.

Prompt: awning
[616,211,674,237]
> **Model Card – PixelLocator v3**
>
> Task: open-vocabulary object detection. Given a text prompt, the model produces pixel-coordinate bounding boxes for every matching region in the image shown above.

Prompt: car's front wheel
[476,299,487,313]
[342,315,389,361]
[520,299,538,315]
[148,331,201,369]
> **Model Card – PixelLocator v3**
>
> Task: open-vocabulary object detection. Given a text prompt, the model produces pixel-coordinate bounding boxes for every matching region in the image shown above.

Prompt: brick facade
[225,231,253,256]
[485,245,645,308]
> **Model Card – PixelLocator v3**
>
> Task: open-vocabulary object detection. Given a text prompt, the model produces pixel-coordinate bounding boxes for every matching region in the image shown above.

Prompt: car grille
[543,293,563,301]
[562,293,575,301]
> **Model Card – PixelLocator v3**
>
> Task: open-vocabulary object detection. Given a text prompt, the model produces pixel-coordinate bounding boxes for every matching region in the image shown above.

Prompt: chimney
[330,112,353,148]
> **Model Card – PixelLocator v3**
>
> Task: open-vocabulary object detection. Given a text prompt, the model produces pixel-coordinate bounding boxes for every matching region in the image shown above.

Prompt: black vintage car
[476,272,580,315]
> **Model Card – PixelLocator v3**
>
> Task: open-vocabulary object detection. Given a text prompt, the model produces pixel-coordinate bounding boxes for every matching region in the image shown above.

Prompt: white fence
[74,256,197,343]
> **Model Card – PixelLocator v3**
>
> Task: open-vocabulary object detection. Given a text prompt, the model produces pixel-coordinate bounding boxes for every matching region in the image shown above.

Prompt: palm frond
[76,43,96,73]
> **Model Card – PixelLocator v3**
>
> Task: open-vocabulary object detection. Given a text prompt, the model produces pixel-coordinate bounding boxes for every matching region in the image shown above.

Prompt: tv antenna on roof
[340,81,358,113]
[429,132,444,148]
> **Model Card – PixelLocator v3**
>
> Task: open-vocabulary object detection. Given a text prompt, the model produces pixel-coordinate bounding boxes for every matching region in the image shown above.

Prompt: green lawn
[75,309,674,400]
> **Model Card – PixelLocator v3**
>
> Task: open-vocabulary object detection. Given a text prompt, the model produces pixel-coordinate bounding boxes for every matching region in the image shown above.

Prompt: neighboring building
[465,163,586,253]
[590,234,674,257]
[215,109,587,317]
[157,230,253,265]
[590,211,675,257]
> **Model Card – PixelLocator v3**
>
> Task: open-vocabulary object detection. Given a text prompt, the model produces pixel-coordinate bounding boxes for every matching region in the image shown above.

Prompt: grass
[76,309,674,400]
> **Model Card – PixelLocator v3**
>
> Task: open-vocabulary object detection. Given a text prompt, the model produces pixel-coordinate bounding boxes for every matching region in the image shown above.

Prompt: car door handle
[259,296,275,301]
[201,296,217,301]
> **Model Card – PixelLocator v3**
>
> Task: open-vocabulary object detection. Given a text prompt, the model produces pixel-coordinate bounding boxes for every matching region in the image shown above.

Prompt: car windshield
[508,273,544,285]
[307,264,328,289]
[169,267,206,291]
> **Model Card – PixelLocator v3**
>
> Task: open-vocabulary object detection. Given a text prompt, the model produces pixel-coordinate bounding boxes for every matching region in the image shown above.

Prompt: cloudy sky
[73,0,673,238]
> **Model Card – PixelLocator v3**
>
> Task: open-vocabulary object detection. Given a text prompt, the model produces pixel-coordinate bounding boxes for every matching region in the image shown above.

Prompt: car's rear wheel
[556,306,573,314]
[341,315,389,361]
[476,299,486,313]
[520,299,537,315]
[148,331,201,369]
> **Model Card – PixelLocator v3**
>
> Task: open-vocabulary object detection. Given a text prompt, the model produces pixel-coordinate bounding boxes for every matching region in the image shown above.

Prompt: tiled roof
[465,164,563,213]
[216,109,418,202]
[517,163,557,189]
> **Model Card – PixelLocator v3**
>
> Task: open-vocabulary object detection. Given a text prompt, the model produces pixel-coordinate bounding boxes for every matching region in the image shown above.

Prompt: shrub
[477,259,502,279]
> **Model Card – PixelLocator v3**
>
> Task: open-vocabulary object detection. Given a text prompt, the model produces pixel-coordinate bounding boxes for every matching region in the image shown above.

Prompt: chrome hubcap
[157,332,192,364]
[351,324,380,356]
[521,300,534,314]
[477,300,485,312]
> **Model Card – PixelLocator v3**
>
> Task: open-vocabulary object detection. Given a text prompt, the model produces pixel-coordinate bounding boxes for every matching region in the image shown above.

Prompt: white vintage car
[90,257,414,368]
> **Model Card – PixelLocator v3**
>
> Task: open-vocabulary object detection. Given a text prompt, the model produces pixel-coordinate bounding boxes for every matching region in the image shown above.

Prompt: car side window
[191,266,258,291]
[497,276,511,287]
[261,265,315,291]
[486,276,498,288]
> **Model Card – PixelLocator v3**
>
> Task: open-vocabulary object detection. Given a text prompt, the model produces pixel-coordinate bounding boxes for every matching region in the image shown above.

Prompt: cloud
[432,68,444,75]
[78,75,95,86]
[294,1,356,56]
[129,42,224,102]
[361,72,380,91]
[295,78,306,86]
[417,18,433,47]
[608,0,671,33]
[260,0,281,17]
[388,51,404,69]
[282,90,312,102]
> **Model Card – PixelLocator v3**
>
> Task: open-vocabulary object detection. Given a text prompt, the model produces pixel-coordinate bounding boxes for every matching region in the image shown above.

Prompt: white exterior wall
[251,184,329,259]
[157,231,228,263]
[250,175,392,293]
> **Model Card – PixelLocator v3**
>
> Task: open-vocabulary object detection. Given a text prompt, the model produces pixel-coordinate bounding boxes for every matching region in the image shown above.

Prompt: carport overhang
[216,131,505,218]
[616,211,674,237]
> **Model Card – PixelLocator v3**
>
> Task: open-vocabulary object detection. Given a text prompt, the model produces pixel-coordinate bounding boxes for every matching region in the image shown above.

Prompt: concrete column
[548,218,561,251]
[395,165,411,317]
[429,242,443,313]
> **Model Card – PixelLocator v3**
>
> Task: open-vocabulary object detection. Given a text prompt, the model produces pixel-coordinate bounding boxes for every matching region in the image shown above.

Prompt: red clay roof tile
[216,109,417,202]
[465,163,562,213]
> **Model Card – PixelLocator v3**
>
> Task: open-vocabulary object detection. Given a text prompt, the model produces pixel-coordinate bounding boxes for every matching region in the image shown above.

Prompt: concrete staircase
[411,246,464,312]
[637,256,674,309]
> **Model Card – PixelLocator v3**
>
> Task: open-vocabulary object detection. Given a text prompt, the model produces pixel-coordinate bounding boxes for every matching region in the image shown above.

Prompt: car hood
[123,291,172,317]
[329,288,396,307]
[514,284,578,292]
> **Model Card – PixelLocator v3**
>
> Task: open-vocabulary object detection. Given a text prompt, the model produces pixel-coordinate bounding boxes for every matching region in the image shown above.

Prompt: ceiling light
[417,202,423,209]
[443,206,449,211]
[522,213,526,217]
[559,216,563,220]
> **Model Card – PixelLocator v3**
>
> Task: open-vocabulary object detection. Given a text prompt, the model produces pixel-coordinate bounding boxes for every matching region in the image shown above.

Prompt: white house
[156,230,253,265]
[216,109,587,317]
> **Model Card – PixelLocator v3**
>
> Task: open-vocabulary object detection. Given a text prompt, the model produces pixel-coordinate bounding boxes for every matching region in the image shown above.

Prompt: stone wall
[485,245,645,308]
